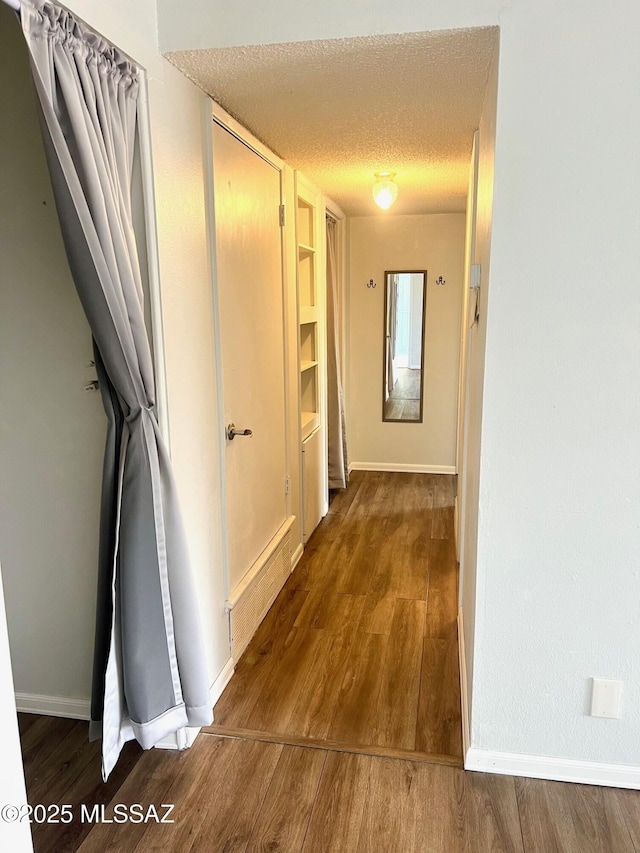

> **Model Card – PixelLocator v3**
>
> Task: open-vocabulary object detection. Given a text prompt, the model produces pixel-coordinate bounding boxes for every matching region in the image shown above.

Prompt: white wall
[473,2,640,766]
[156,0,640,774]
[0,6,105,703]
[0,570,32,852]
[0,0,230,733]
[348,214,465,471]
[459,48,497,721]
[156,0,502,52]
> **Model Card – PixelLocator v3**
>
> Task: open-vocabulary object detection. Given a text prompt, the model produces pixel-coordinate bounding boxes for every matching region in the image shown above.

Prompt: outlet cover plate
[590,677,623,719]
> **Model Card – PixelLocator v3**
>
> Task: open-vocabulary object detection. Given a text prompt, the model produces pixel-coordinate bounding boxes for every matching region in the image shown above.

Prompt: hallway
[16,473,640,851]
[210,470,462,761]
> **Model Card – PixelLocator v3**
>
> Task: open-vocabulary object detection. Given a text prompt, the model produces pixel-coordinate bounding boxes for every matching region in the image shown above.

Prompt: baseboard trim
[226,516,294,661]
[455,611,640,789]
[17,660,238,751]
[457,609,471,761]
[15,693,90,720]
[349,462,456,475]
[210,657,235,708]
[155,657,235,751]
[465,747,640,790]
[290,542,304,572]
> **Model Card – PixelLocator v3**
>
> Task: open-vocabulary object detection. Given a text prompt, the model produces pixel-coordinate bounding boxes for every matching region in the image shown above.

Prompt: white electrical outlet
[590,678,623,719]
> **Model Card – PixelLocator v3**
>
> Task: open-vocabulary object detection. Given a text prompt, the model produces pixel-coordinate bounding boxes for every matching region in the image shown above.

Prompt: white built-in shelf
[297,176,323,464]
[296,173,325,544]
[301,410,320,440]
[299,306,316,325]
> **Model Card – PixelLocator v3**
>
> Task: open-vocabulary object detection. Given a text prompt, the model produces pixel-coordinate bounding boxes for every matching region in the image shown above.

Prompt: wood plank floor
[17,714,142,853]
[71,733,640,852]
[17,717,640,852]
[17,471,640,851]
[210,471,463,760]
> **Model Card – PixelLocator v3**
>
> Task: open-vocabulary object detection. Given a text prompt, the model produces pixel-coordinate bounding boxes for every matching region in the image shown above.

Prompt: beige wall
[348,214,465,471]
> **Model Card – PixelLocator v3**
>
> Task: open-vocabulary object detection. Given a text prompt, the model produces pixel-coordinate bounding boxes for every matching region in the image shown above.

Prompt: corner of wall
[458,29,500,743]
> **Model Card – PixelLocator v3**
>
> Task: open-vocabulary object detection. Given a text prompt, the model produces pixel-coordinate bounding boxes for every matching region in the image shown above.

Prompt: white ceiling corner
[166,27,498,216]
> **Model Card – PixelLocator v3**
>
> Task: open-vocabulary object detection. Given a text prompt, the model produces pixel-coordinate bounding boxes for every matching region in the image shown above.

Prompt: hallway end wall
[348,213,465,472]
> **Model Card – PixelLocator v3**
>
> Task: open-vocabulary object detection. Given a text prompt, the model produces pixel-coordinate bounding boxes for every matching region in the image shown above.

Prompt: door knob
[226,423,253,441]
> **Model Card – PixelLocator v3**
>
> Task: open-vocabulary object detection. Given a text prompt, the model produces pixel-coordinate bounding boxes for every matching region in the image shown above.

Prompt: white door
[212,123,288,595]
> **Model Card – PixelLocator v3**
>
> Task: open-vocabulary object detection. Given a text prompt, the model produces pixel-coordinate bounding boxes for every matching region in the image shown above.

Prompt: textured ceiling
[167,28,498,216]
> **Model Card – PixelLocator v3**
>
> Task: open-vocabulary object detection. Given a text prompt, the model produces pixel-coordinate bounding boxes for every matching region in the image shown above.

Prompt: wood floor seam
[297,750,329,853]
[201,726,464,768]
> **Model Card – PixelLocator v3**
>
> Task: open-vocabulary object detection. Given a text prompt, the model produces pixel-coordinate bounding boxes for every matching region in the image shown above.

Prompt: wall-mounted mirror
[383,270,427,422]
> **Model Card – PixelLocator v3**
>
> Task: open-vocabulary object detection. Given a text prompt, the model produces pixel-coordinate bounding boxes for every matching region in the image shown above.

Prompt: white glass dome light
[372,172,398,210]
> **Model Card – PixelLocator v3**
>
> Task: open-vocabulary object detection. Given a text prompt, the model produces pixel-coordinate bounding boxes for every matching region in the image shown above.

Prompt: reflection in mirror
[383,271,427,422]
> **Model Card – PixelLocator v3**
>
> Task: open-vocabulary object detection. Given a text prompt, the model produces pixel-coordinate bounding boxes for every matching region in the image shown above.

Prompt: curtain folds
[326,218,348,490]
[20,0,212,780]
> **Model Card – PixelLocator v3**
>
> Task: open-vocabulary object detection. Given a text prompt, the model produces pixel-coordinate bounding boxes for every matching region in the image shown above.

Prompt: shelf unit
[295,173,326,543]
[296,180,322,442]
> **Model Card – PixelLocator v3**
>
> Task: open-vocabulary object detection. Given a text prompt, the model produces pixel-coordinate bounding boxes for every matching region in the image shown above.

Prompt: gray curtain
[326,217,348,489]
[20,0,212,780]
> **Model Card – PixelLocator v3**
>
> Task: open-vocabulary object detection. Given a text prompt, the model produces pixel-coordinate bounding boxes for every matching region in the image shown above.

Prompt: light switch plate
[590,678,623,719]
[470,263,481,289]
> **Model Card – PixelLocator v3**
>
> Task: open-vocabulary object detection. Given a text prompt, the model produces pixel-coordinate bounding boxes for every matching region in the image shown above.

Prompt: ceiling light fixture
[372,172,398,210]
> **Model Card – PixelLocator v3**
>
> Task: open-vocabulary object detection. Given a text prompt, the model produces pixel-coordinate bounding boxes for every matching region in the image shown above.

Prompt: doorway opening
[167,24,497,765]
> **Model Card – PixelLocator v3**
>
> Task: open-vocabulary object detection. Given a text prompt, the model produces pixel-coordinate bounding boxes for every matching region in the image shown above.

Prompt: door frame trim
[456,131,480,579]
[137,71,171,444]
[202,100,230,608]
[211,100,284,171]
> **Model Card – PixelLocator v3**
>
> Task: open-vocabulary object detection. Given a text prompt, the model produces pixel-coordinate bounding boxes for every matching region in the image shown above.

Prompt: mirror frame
[382,270,427,424]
